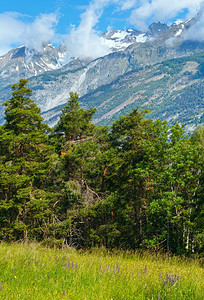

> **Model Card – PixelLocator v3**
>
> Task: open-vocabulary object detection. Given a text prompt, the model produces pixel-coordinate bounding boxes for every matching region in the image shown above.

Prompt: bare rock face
[146,22,169,37]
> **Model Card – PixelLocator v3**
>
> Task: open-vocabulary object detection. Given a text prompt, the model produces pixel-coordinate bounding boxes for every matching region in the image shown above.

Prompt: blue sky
[0,0,203,56]
[0,0,132,34]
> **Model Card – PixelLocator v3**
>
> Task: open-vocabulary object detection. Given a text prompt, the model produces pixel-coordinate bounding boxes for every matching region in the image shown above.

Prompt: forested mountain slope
[43,52,204,133]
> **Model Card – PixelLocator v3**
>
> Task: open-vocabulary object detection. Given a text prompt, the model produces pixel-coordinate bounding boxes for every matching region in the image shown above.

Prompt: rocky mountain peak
[147,22,169,37]
[0,42,67,91]
[10,46,26,59]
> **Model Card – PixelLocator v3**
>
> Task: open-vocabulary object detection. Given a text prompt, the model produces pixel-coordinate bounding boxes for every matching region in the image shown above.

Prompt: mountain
[146,22,169,37]
[41,52,204,133]
[0,19,203,132]
[0,43,66,90]
[84,52,204,133]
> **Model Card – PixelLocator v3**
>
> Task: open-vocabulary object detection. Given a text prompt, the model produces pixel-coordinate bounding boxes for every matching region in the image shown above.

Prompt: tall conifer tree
[0,79,56,241]
[55,92,96,141]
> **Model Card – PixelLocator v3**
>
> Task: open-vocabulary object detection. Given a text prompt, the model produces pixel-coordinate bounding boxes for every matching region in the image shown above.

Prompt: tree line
[0,79,203,254]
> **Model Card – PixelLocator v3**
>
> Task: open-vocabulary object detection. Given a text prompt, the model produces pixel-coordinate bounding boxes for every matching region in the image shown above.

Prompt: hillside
[43,52,204,133]
[86,52,204,133]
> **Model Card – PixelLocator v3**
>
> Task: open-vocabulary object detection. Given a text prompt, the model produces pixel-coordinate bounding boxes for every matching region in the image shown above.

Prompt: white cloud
[64,0,204,59]
[64,3,109,59]
[0,1,203,58]
[64,0,139,59]
[184,2,204,41]
[120,0,138,11]
[129,0,204,30]
[0,12,59,56]
[22,14,58,51]
[0,12,24,55]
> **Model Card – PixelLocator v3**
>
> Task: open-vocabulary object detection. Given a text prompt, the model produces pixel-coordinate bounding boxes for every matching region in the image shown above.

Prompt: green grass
[0,243,203,299]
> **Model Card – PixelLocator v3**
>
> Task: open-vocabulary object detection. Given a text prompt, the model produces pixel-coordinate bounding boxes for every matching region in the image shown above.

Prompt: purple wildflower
[144,265,147,274]
[160,271,179,287]
[116,265,120,272]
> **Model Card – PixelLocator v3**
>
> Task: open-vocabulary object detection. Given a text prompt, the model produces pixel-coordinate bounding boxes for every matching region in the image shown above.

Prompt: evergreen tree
[0,79,57,241]
[55,92,96,141]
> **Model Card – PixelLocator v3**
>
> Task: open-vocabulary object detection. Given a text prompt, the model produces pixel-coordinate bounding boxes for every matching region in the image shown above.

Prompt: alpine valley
[0,18,203,133]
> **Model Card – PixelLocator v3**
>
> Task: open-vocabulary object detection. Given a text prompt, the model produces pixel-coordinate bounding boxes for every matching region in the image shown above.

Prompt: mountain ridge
[0,18,203,132]
[41,52,204,133]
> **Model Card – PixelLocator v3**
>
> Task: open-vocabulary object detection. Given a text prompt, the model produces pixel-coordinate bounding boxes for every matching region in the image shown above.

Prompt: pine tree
[55,92,96,141]
[0,79,57,241]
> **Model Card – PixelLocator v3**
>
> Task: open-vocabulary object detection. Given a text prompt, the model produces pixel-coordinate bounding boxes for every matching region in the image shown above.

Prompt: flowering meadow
[0,243,203,299]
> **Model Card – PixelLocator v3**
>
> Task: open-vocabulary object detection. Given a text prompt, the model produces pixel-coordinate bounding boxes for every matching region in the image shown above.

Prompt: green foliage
[0,79,56,241]
[0,79,203,255]
[55,92,96,141]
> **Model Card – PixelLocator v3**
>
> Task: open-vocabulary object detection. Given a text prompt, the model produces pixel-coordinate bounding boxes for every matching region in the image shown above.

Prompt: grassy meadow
[0,243,203,299]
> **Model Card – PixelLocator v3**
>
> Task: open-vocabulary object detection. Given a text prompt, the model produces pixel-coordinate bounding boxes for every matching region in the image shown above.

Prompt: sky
[0,0,204,57]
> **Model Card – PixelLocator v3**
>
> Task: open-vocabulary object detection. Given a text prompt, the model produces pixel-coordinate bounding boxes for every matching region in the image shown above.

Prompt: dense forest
[0,79,203,254]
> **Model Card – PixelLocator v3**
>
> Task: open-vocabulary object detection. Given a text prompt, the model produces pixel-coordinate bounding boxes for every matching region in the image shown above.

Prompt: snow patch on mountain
[136,34,147,43]
[172,20,183,26]
[175,28,183,37]
[100,29,148,52]
[0,42,68,91]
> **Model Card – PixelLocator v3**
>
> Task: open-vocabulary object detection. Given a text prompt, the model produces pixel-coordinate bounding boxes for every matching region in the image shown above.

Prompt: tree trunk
[183,222,185,248]
[167,219,170,252]
[24,230,28,242]
[186,228,190,251]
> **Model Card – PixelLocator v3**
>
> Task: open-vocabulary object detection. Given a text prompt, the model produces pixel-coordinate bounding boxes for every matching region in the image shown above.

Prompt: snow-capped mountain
[0,19,203,132]
[0,43,67,91]
[100,29,147,51]
[100,22,169,51]
[0,21,170,92]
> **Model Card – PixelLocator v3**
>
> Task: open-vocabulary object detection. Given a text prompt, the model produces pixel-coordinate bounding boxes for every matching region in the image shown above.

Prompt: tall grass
[0,243,203,299]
